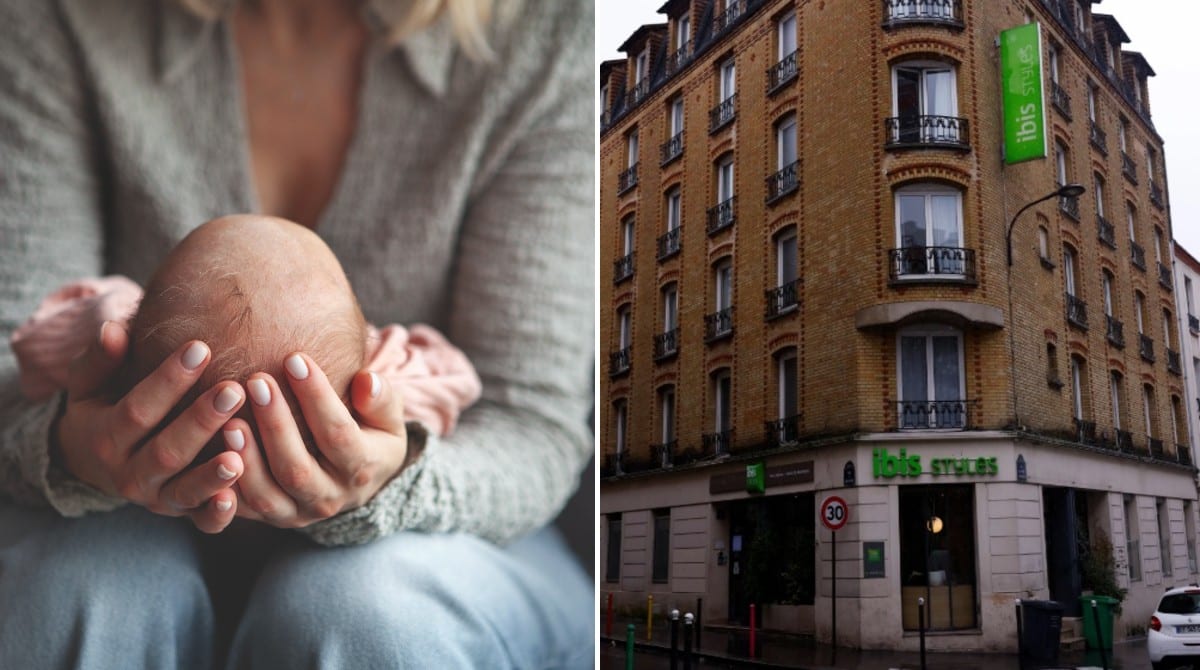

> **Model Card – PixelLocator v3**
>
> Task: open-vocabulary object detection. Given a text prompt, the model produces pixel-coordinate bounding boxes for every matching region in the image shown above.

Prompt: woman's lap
[0,503,594,669]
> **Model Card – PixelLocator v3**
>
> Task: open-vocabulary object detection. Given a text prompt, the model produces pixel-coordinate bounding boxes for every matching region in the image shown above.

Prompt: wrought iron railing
[1051,81,1072,119]
[657,227,682,261]
[1150,183,1164,210]
[1116,430,1134,453]
[1138,334,1155,362]
[881,0,963,28]
[625,79,650,109]
[1089,121,1108,155]
[704,307,734,342]
[617,163,638,194]
[609,347,631,376]
[664,41,693,76]
[653,440,677,468]
[1066,293,1088,329]
[1122,152,1138,184]
[1058,194,1080,221]
[1097,216,1115,248]
[898,400,966,429]
[1106,316,1125,349]
[1074,418,1097,445]
[766,414,802,446]
[702,430,733,456]
[653,328,679,360]
[767,50,798,94]
[712,0,745,37]
[765,160,799,204]
[884,115,970,149]
[1150,438,1165,459]
[660,132,684,166]
[613,252,635,284]
[709,94,736,133]
[1168,349,1182,376]
[1189,313,1199,335]
[1159,262,1173,290]
[707,196,736,235]
[765,279,800,319]
[888,246,976,280]
[1131,242,1146,271]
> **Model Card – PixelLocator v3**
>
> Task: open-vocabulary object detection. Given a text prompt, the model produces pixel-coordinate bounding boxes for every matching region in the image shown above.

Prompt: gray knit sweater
[0,0,595,546]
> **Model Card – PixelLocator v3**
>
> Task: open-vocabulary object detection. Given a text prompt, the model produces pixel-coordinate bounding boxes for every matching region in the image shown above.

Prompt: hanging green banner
[1000,22,1047,164]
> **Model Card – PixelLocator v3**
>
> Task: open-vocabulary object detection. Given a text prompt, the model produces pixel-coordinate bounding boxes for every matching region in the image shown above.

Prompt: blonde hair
[176,0,498,60]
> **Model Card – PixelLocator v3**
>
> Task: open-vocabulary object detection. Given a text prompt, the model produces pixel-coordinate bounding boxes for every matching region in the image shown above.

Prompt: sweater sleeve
[0,0,127,515]
[301,0,595,546]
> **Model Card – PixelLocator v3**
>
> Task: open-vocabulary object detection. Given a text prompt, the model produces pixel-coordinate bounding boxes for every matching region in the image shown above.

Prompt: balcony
[1097,215,1115,249]
[1088,121,1108,155]
[898,400,966,430]
[651,440,678,469]
[1116,430,1134,453]
[1189,313,1199,335]
[709,94,736,133]
[1058,193,1080,221]
[884,115,970,150]
[617,163,638,195]
[881,0,963,28]
[704,307,734,342]
[1168,349,1182,376]
[765,160,799,204]
[1159,262,1173,290]
[1150,183,1165,210]
[613,252,635,284]
[888,246,976,282]
[702,430,733,457]
[711,0,745,38]
[659,132,684,166]
[1074,418,1097,445]
[653,328,679,361]
[1051,81,1072,120]
[767,50,798,95]
[1121,152,1138,184]
[625,79,650,109]
[1066,293,1088,330]
[707,196,736,236]
[1150,437,1165,459]
[656,227,681,261]
[609,347,631,377]
[664,41,692,77]
[765,278,800,320]
[766,414,802,447]
[1138,334,1155,363]
[1130,242,1146,271]
[1105,316,1125,349]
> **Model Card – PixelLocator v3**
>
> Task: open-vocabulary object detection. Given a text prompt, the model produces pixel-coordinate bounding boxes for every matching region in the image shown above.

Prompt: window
[1172,395,1186,447]
[1063,246,1078,297]
[613,399,627,460]
[1186,277,1195,317]
[713,369,732,434]
[1118,118,1128,153]
[1147,145,1158,187]
[719,58,736,101]
[773,348,799,444]
[666,188,681,232]
[717,154,734,203]
[1038,226,1050,260]
[635,48,649,85]
[1154,228,1164,265]
[1087,82,1098,122]
[1055,141,1069,186]
[768,228,799,317]
[1134,292,1145,334]
[670,97,684,138]
[1070,355,1087,421]
[778,12,796,59]
[677,13,690,49]
[662,284,678,333]
[1049,44,1061,84]
[776,114,797,169]
[892,62,958,143]
[617,305,631,349]
[714,260,732,312]
[1125,495,1141,581]
[1102,270,1114,317]
[606,514,622,582]
[1093,174,1105,218]
[1163,310,1173,351]
[895,184,963,275]
[1159,499,1173,577]
[1047,342,1061,387]
[627,130,639,168]
[1110,371,1124,430]
[659,386,676,444]
[621,216,635,256]
[1074,2,1088,37]
[898,325,965,429]
[1127,202,1137,242]
[652,509,670,583]
[1144,384,1158,439]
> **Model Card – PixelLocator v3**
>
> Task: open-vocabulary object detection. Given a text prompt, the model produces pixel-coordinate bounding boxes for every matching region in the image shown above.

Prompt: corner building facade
[599,0,1199,652]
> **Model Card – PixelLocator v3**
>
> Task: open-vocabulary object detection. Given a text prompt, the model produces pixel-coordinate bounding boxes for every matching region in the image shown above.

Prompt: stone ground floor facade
[600,432,1200,652]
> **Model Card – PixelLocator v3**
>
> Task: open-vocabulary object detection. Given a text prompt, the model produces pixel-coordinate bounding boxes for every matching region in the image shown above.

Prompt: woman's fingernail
[369,371,381,398]
[181,342,208,370]
[285,354,309,380]
[224,429,245,451]
[248,379,271,406]
[216,464,237,480]
[215,499,233,512]
[213,387,242,413]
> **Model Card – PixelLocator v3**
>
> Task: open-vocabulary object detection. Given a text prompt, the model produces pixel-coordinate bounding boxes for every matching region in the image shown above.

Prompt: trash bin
[1019,600,1064,665]
[1080,595,1118,650]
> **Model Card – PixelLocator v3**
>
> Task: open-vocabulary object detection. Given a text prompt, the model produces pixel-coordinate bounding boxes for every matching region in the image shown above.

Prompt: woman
[0,0,595,668]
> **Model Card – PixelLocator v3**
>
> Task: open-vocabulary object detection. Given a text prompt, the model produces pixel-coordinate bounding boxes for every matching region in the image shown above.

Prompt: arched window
[772,347,799,445]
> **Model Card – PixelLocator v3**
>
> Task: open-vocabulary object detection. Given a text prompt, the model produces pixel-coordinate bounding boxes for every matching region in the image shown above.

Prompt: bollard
[749,603,757,658]
[1091,600,1109,670]
[1015,599,1024,670]
[917,597,926,670]
[669,609,680,670]
[696,597,703,650]
[647,594,654,641]
[606,593,614,638]
[682,613,694,670]
[625,623,635,670]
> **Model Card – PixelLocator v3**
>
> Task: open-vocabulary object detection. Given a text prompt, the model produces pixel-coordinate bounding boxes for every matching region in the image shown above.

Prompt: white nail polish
[285,354,309,380]
[224,429,245,451]
[248,379,271,406]
[213,387,241,413]
[181,342,208,371]
[215,499,233,512]
[369,371,381,398]
[217,464,237,480]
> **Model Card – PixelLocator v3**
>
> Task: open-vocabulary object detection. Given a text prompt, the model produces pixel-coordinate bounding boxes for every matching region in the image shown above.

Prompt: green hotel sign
[746,462,766,493]
[1000,22,1047,164]
[872,448,998,478]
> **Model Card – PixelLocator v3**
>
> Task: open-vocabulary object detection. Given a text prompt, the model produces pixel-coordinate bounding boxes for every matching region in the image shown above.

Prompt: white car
[1149,585,1200,670]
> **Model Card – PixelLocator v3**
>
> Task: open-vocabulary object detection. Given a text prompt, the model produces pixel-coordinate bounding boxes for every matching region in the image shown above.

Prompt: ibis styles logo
[1000,23,1047,164]
[871,448,999,478]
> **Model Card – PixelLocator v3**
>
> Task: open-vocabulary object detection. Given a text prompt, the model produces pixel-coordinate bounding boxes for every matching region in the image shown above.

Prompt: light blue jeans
[0,504,594,669]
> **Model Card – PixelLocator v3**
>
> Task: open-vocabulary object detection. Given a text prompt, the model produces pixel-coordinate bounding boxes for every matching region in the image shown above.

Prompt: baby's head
[124,215,367,454]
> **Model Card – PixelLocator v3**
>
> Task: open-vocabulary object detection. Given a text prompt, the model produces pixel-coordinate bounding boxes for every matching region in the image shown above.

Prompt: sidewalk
[600,618,1153,670]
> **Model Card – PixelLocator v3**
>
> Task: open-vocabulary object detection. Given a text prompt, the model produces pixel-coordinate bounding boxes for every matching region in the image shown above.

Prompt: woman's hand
[54,321,248,533]
[226,353,408,528]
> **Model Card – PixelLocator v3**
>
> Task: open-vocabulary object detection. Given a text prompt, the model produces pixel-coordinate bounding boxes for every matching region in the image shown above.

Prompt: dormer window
[677,13,690,49]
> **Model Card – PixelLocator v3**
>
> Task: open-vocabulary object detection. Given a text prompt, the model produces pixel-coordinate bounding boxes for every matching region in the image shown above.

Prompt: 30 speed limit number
[820,495,849,531]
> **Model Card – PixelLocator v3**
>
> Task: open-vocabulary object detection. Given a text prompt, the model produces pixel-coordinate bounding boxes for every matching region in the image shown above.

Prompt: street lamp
[1005,183,1086,265]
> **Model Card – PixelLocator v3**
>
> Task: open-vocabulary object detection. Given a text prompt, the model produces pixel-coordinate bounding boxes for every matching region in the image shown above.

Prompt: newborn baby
[12,215,481,460]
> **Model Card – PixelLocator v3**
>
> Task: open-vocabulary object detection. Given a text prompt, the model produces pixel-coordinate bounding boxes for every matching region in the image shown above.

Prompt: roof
[618,23,668,54]
[1092,14,1130,44]
[1124,51,1156,77]
[1177,242,1200,275]
[657,0,691,17]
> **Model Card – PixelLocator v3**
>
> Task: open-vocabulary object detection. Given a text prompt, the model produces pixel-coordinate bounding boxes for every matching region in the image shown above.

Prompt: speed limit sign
[820,495,849,531]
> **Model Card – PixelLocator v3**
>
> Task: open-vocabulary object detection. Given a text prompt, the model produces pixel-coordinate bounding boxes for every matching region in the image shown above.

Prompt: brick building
[1176,244,1200,492]
[599,0,1198,652]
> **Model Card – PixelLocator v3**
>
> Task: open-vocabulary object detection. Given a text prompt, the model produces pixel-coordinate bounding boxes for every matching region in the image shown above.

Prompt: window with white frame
[1038,226,1050,261]
[662,283,678,333]
[713,369,732,434]
[1144,384,1157,438]
[1119,118,1128,152]
[659,386,676,444]
[618,304,631,349]
[1127,202,1137,242]
[1102,270,1114,317]
[1087,82,1097,122]
[895,184,963,276]
[714,260,732,312]
[628,130,639,167]
[621,216,635,256]
[1094,174,1105,218]
[1186,277,1195,316]
[613,399,627,457]
[897,325,965,429]
[719,58,736,101]
[1063,246,1078,297]
[777,228,798,288]
[717,154,734,204]
[1049,44,1061,84]
[666,187,681,231]
[635,48,649,85]
[1163,309,1173,350]
[1055,141,1069,186]
[1147,144,1157,187]
[670,97,684,139]
[777,12,796,60]
[1154,227,1164,264]
[892,62,957,143]
[778,348,798,421]
[677,13,690,49]
[1070,355,1086,420]
[1135,291,1145,334]
[1110,371,1123,430]
[776,114,797,169]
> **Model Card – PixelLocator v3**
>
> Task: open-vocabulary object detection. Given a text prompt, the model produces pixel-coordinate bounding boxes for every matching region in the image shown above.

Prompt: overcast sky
[596,1,1200,256]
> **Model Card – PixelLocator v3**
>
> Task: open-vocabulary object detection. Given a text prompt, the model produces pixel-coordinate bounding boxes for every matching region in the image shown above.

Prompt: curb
[600,635,822,670]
